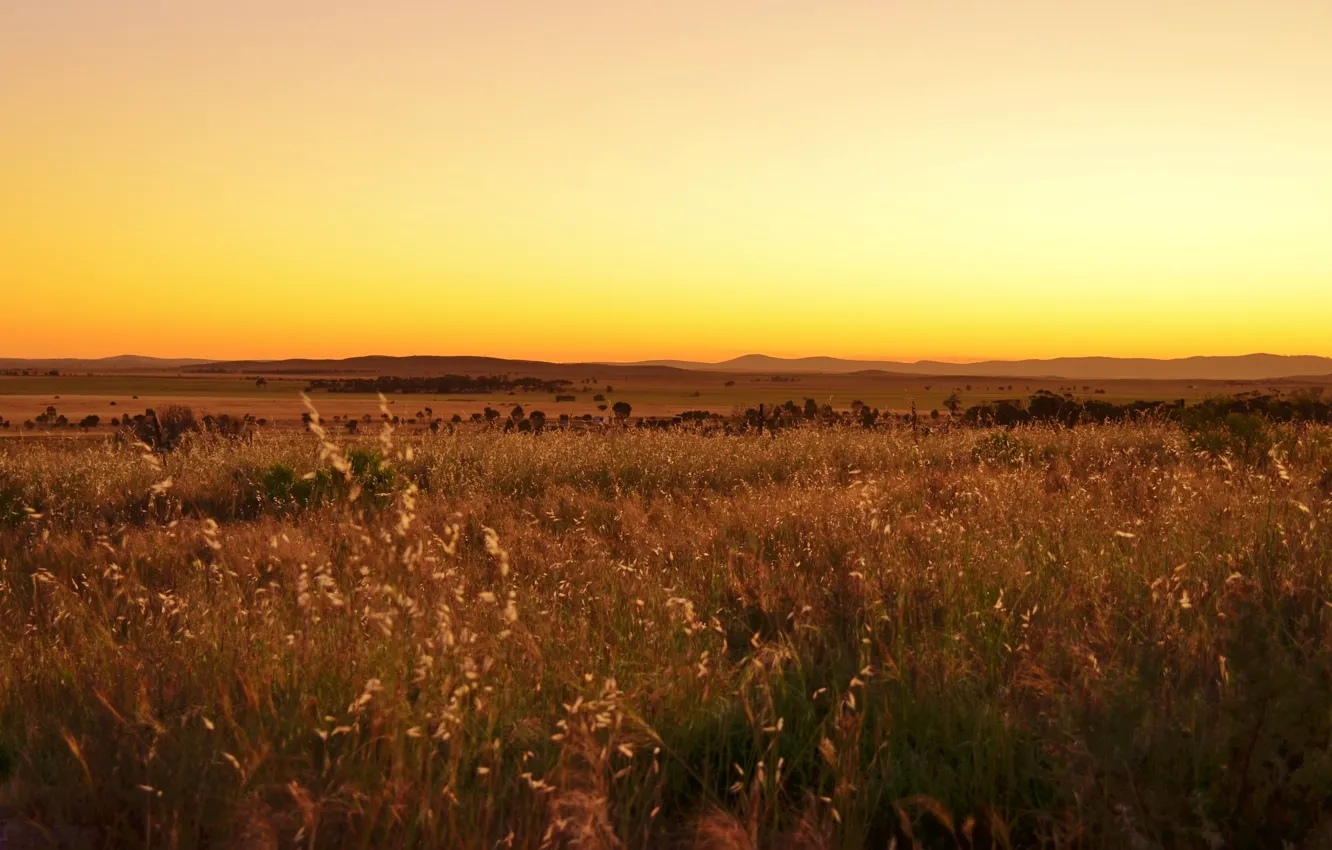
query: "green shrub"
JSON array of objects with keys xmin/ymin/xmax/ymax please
[
  {"xmin": 972, "ymin": 431, "xmax": 1033, "ymax": 466},
  {"xmin": 347, "ymin": 448, "xmax": 393, "ymax": 504},
  {"xmin": 0, "ymin": 484, "xmax": 25, "ymax": 527},
  {"xmin": 259, "ymin": 463, "xmax": 333, "ymax": 510},
  {"xmin": 1186, "ymin": 410, "xmax": 1272, "ymax": 465}
]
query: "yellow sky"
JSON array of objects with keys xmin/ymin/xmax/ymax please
[{"xmin": 3, "ymin": 1, "xmax": 1330, "ymax": 362}]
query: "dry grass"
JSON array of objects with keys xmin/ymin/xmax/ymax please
[{"xmin": 2, "ymin": 411, "xmax": 1331, "ymax": 847}]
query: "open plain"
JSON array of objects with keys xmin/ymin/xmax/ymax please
[{"xmin": 2, "ymin": 396, "xmax": 1331, "ymax": 847}]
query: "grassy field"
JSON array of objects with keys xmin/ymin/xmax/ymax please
[
  {"xmin": 4, "ymin": 371, "xmax": 1330, "ymax": 433},
  {"xmin": 2, "ymin": 416, "xmax": 1331, "ymax": 847}
]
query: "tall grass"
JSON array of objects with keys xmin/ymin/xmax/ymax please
[{"xmin": 1, "ymin": 418, "xmax": 1330, "ymax": 847}]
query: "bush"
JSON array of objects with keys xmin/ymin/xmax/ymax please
[
  {"xmin": 130, "ymin": 404, "xmax": 200, "ymax": 450},
  {"xmin": 259, "ymin": 463, "xmax": 332, "ymax": 510},
  {"xmin": 972, "ymin": 431, "xmax": 1033, "ymax": 466},
  {"xmin": 0, "ymin": 484, "xmax": 25, "ymax": 526},
  {"xmin": 348, "ymin": 448, "xmax": 393, "ymax": 504},
  {"xmin": 253, "ymin": 449, "xmax": 393, "ymax": 514},
  {"xmin": 1187, "ymin": 411, "xmax": 1272, "ymax": 465}
]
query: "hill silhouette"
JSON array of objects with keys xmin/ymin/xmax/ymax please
[
  {"xmin": 2, "ymin": 353, "xmax": 1329, "ymax": 381},
  {"xmin": 626, "ymin": 353, "xmax": 1332, "ymax": 380}
]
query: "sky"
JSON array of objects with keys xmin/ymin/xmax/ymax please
[{"xmin": 3, "ymin": 1, "xmax": 1330, "ymax": 362}]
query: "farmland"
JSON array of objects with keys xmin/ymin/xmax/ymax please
[
  {"xmin": 3, "ymin": 367, "xmax": 1330, "ymax": 436},
  {"xmin": 2, "ymin": 410, "xmax": 1330, "ymax": 847}
]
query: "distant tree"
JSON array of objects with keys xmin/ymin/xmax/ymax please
[
  {"xmin": 724, "ymin": 380, "xmax": 735, "ymax": 387},
  {"xmin": 605, "ymin": 385, "xmax": 613, "ymax": 393},
  {"xmin": 345, "ymin": 420, "xmax": 358, "ymax": 433},
  {"xmin": 451, "ymin": 413, "xmax": 463, "ymax": 424},
  {"xmin": 255, "ymin": 377, "xmax": 268, "ymax": 387},
  {"xmin": 930, "ymin": 409, "xmax": 940, "ymax": 420},
  {"xmin": 943, "ymin": 393, "xmax": 962, "ymax": 414},
  {"xmin": 850, "ymin": 400, "xmax": 865, "ymax": 414},
  {"xmin": 612, "ymin": 401, "xmax": 632, "ymax": 424},
  {"xmin": 529, "ymin": 410, "xmax": 546, "ymax": 432},
  {"xmin": 593, "ymin": 394, "xmax": 606, "ymax": 402},
  {"xmin": 484, "ymin": 407, "xmax": 500, "ymax": 426},
  {"xmin": 470, "ymin": 413, "xmax": 483, "ymax": 422},
  {"xmin": 597, "ymin": 404, "xmax": 608, "ymax": 413},
  {"xmin": 804, "ymin": 398, "xmax": 819, "ymax": 420},
  {"xmin": 79, "ymin": 414, "xmax": 100, "ymax": 429},
  {"xmin": 517, "ymin": 419, "xmax": 532, "ymax": 432},
  {"xmin": 46, "ymin": 406, "xmax": 56, "ymax": 417},
  {"xmin": 510, "ymin": 404, "xmax": 525, "ymax": 421},
  {"xmin": 424, "ymin": 406, "xmax": 433, "ymax": 417}
]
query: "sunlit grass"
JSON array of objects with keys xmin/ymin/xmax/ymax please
[{"xmin": 1, "ymin": 416, "xmax": 1330, "ymax": 847}]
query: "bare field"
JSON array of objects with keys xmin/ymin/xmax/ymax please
[{"xmin": 3, "ymin": 371, "xmax": 1328, "ymax": 434}]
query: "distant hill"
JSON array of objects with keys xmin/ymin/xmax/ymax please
[
  {"xmin": 0, "ymin": 355, "xmax": 214, "ymax": 372},
  {"xmin": 625, "ymin": 353, "xmax": 1332, "ymax": 381},
  {"xmin": 5, "ymin": 353, "xmax": 1329, "ymax": 381}
]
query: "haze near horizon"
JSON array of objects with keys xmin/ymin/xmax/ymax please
[{"xmin": 3, "ymin": 1, "xmax": 1330, "ymax": 361}]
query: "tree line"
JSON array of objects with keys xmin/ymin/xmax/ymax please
[{"xmin": 306, "ymin": 374, "xmax": 573, "ymax": 394}]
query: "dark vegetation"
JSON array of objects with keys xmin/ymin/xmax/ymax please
[{"xmin": 307, "ymin": 375, "xmax": 572, "ymax": 394}]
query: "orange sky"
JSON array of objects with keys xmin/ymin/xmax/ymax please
[{"xmin": 3, "ymin": 1, "xmax": 1330, "ymax": 362}]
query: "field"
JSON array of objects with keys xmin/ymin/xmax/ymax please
[
  {"xmin": 2, "ymin": 412, "xmax": 1331, "ymax": 847},
  {"xmin": 4, "ymin": 369, "xmax": 1330, "ymax": 434}
]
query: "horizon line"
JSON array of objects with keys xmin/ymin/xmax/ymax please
[{"xmin": 3, "ymin": 351, "xmax": 1332, "ymax": 365}]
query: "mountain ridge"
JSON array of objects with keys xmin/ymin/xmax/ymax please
[
  {"xmin": 621, "ymin": 353, "xmax": 1332, "ymax": 380},
  {"xmin": 0, "ymin": 354, "xmax": 214, "ymax": 371},
  {"xmin": 2, "ymin": 353, "xmax": 1329, "ymax": 381}
]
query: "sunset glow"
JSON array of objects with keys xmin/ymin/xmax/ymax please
[{"xmin": 4, "ymin": 1, "xmax": 1330, "ymax": 361}]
